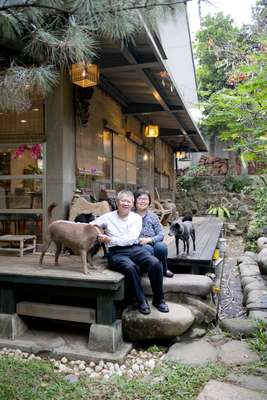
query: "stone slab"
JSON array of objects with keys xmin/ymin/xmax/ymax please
[
  {"xmin": 227, "ymin": 374, "xmax": 267, "ymax": 394},
  {"xmin": 0, "ymin": 329, "xmax": 132, "ymax": 363},
  {"xmin": 142, "ymin": 274, "xmax": 213, "ymax": 297},
  {"xmin": 218, "ymin": 340, "xmax": 260, "ymax": 365},
  {"xmin": 122, "ymin": 301, "xmax": 194, "ymax": 341},
  {"xmin": 197, "ymin": 380, "xmax": 266, "ymax": 400},
  {"xmin": 165, "ymin": 339, "xmax": 218, "ymax": 365},
  {"xmin": 219, "ymin": 318, "xmax": 257, "ymax": 337},
  {"xmin": 249, "ymin": 310, "xmax": 267, "ymax": 323}
]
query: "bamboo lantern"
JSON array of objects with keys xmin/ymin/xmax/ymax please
[
  {"xmin": 144, "ymin": 124, "xmax": 159, "ymax": 138},
  {"xmin": 71, "ymin": 63, "xmax": 99, "ymax": 88}
]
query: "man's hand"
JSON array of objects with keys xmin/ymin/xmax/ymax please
[
  {"xmin": 139, "ymin": 237, "xmax": 153, "ymax": 246},
  {"xmin": 97, "ymin": 233, "xmax": 111, "ymax": 244}
]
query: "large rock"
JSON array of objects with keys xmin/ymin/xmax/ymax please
[
  {"xmin": 122, "ymin": 302, "xmax": 194, "ymax": 341},
  {"xmin": 219, "ymin": 318, "xmax": 257, "ymax": 338},
  {"xmin": 197, "ymin": 380, "xmax": 265, "ymax": 400},
  {"xmin": 257, "ymin": 248, "xmax": 267, "ymax": 275},
  {"xmin": 142, "ymin": 274, "xmax": 213, "ymax": 297},
  {"xmin": 165, "ymin": 339, "xmax": 218, "ymax": 365}
]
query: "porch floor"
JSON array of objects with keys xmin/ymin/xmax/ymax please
[{"xmin": 166, "ymin": 216, "xmax": 224, "ymax": 274}]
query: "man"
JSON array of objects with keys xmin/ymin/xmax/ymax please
[{"xmin": 91, "ymin": 190, "xmax": 169, "ymax": 315}]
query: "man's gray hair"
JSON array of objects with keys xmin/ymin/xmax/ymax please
[{"xmin": 116, "ymin": 190, "xmax": 134, "ymax": 201}]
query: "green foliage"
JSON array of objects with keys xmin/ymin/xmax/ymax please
[
  {"xmin": 246, "ymin": 184, "xmax": 267, "ymax": 248},
  {"xmin": 176, "ymin": 165, "xmax": 208, "ymax": 190},
  {"xmin": 194, "ymin": 13, "xmax": 245, "ymax": 101},
  {"xmin": 248, "ymin": 320, "xmax": 267, "ymax": 353},
  {"xmin": 224, "ymin": 174, "xmax": 252, "ymax": 193},
  {"xmin": 147, "ymin": 344, "xmax": 167, "ymax": 353},
  {"xmin": 201, "ymin": 48, "xmax": 267, "ymax": 162},
  {"xmin": 208, "ymin": 205, "xmax": 230, "ymax": 219}
]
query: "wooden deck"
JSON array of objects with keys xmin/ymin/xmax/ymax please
[{"xmin": 165, "ymin": 216, "xmax": 224, "ymax": 274}]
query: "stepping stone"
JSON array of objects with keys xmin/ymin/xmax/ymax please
[
  {"xmin": 142, "ymin": 274, "xmax": 213, "ymax": 297},
  {"xmin": 249, "ymin": 310, "xmax": 267, "ymax": 323},
  {"xmin": 197, "ymin": 380, "xmax": 265, "ymax": 400},
  {"xmin": 239, "ymin": 264, "xmax": 261, "ymax": 277},
  {"xmin": 226, "ymin": 374, "xmax": 267, "ymax": 394},
  {"xmin": 122, "ymin": 301, "xmax": 194, "ymax": 341},
  {"xmin": 218, "ymin": 340, "xmax": 260, "ymax": 365},
  {"xmin": 165, "ymin": 339, "xmax": 218, "ymax": 365},
  {"xmin": 219, "ymin": 318, "xmax": 257, "ymax": 337}
]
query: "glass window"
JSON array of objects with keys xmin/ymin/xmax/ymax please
[{"xmin": 0, "ymin": 144, "xmax": 43, "ymax": 241}]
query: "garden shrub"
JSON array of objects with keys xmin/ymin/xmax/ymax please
[
  {"xmin": 177, "ymin": 165, "xmax": 208, "ymax": 190},
  {"xmin": 224, "ymin": 174, "xmax": 252, "ymax": 193},
  {"xmin": 246, "ymin": 185, "xmax": 267, "ymax": 249}
]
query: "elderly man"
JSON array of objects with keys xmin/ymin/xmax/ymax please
[{"xmin": 91, "ymin": 190, "xmax": 169, "ymax": 315}]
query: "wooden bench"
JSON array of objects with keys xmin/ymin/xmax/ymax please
[
  {"xmin": 0, "ymin": 235, "xmax": 36, "ymax": 256},
  {"xmin": 17, "ymin": 301, "xmax": 96, "ymax": 324}
]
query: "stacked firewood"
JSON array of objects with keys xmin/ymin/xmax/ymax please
[{"xmin": 198, "ymin": 155, "xmax": 229, "ymax": 175}]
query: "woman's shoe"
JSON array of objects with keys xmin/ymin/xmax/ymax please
[{"xmin": 164, "ymin": 270, "xmax": 174, "ymax": 278}]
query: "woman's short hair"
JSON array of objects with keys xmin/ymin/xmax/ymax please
[{"xmin": 134, "ymin": 189, "xmax": 152, "ymax": 206}]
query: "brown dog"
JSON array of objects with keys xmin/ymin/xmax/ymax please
[{"xmin": 39, "ymin": 203, "xmax": 104, "ymax": 274}]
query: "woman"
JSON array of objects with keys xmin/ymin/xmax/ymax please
[{"xmin": 135, "ymin": 189, "xmax": 174, "ymax": 278}]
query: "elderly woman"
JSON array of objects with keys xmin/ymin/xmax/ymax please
[{"xmin": 135, "ymin": 190, "xmax": 173, "ymax": 278}]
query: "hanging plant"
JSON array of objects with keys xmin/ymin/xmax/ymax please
[{"xmin": 14, "ymin": 144, "xmax": 42, "ymax": 159}]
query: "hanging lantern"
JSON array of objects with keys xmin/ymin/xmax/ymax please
[
  {"xmin": 176, "ymin": 151, "xmax": 186, "ymax": 160},
  {"xmin": 144, "ymin": 124, "xmax": 159, "ymax": 138},
  {"xmin": 71, "ymin": 63, "xmax": 99, "ymax": 88}
]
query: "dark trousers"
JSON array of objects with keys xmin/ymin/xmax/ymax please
[
  {"xmin": 143, "ymin": 242, "xmax": 168, "ymax": 274},
  {"xmin": 108, "ymin": 244, "xmax": 164, "ymax": 305}
]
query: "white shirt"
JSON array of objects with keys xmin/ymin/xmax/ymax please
[{"xmin": 91, "ymin": 210, "xmax": 142, "ymax": 247}]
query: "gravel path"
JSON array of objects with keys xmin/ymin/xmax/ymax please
[{"xmin": 219, "ymin": 236, "xmax": 246, "ymax": 320}]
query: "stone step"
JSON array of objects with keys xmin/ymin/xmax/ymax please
[
  {"xmin": 122, "ymin": 301, "xmax": 194, "ymax": 341},
  {"xmin": 142, "ymin": 274, "xmax": 213, "ymax": 297}
]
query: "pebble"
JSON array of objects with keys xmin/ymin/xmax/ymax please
[{"xmin": 0, "ymin": 346, "xmax": 163, "ymax": 380}]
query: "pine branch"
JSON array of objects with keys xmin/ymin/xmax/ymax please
[{"xmin": 0, "ymin": 65, "xmax": 59, "ymax": 112}]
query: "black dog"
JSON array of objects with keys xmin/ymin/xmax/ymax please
[{"xmin": 169, "ymin": 217, "xmax": 196, "ymax": 256}]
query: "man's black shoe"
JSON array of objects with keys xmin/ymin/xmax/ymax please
[
  {"xmin": 138, "ymin": 299, "xmax": 151, "ymax": 315},
  {"xmin": 152, "ymin": 300, "xmax": 169, "ymax": 313},
  {"xmin": 164, "ymin": 270, "xmax": 174, "ymax": 278}
]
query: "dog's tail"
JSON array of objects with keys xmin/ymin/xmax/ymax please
[{"xmin": 47, "ymin": 202, "xmax": 57, "ymax": 224}]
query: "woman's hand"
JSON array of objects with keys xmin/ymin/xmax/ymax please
[
  {"xmin": 97, "ymin": 233, "xmax": 111, "ymax": 244},
  {"xmin": 139, "ymin": 237, "xmax": 153, "ymax": 246}
]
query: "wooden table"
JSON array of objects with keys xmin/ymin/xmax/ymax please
[{"xmin": 0, "ymin": 235, "xmax": 36, "ymax": 256}]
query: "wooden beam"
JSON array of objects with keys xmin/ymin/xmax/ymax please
[
  {"xmin": 101, "ymin": 61, "xmax": 159, "ymax": 73},
  {"xmin": 17, "ymin": 301, "xmax": 96, "ymax": 324},
  {"xmin": 123, "ymin": 103, "xmax": 183, "ymax": 115},
  {"xmin": 159, "ymin": 128, "xmax": 183, "ymax": 137}
]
